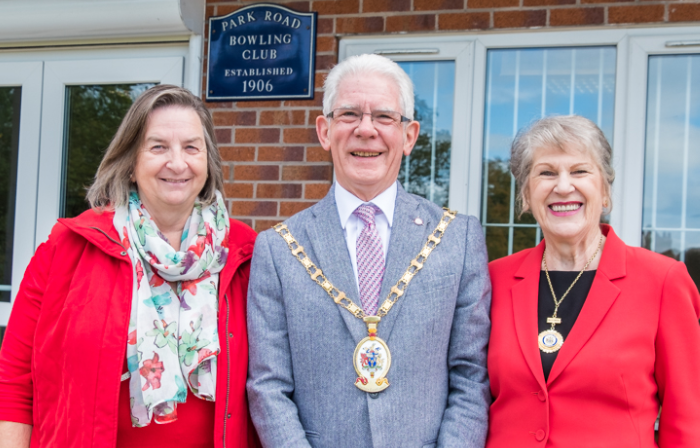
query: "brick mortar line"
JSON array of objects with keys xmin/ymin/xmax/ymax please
[
  {"xmin": 296, "ymin": 5, "xmax": 669, "ymax": 18},
  {"xmin": 208, "ymin": 0, "xmax": 700, "ymax": 4},
  {"xmin": 228, "ymin": 162, "xmax": 332, "ymax": 166},
  {"xmin": 219, "ymin": 125, "xmax": 321, "ymax": 129},
  {"xmin": 218, "ymin": 112, "xmax": 322, "ymax": 115},
  {"xmin": 213, "ymin": 116, "xmax": 321, "ymax": 120},
  {"xmin": 229, "ymin": 173, "xmax": 331, "ymax": 177},
  {"xmin": 546, "ymin": 3, "xmax": 670, "ymax": 9},
  {"xmin": 225, "ymin": 124, "xmax": 316, "ymax": 129},
  {"xmin": 231, "ymin": 198, "xmax": 322, "ymax": 202},
  {"xmin": 211, "ymin": 2, "xmax": 698, "ymax": 18},
  {"xmin": 225, "ymin": 180, "xmax": 333, "ymax": 183}
]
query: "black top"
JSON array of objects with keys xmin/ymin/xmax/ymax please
[{"xmin": 538, "ymin": 270, "xmax": 596, "ymax": 381}]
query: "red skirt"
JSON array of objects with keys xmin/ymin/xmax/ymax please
[{"xmin": 116, "ymin": 372, "xmax": 216, "ymax": 448}]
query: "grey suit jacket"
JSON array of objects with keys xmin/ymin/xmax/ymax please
[{"xmin": 247, "ymin": 184, "xmax": 491, "ymax": 448}]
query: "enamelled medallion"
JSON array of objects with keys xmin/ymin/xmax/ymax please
[
  {"xmin": 538, "ymin": 328, "xmax": 564, "ymax": 353},
  {"xmin": 353, "ymin": 316, "xmax": 391, "ymax": 392}
]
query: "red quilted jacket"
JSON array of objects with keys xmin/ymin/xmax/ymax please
[{"xmin": 0, "ymin": 209, "xmax": 259, "ymax": 448}]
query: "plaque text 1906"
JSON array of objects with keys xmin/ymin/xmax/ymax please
[{"xmin": 207, "ymin": 3, "xmax": 317, "ymax": 101}]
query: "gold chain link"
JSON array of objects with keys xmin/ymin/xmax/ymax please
[
  {"xmin": 274, "ymin": 208, "xmax": 457, "ymax": 320},
  {"xmin": 542, "ymin": 234, "xmax": 603, "ymax": 324}
]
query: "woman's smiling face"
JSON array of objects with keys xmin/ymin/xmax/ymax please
[
  {"xmin": 133, "ymin": 105, "xmax": 208, "ymax": 216},
  {"xmin": 525, "ymin": 143, "xmax": 606, "ymax": 244}
]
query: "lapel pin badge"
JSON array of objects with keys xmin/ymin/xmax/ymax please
[{"xmin": 414, "ymin": 217, "xmax": 423, "ymax": 226}]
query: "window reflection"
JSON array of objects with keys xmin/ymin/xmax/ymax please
[
  {"xmin": 482, "ymin": 47, "xmax": 616, "ymax": 261},
  {"xmin": 62, "ymin": 83, "xmax": 155, "ymax": 218},
  {"xmin": 397, "ymin": 61, "xmax": 455, "ymax": 208},
  {"xmin": 642, "ymin": 54, "xmax": 700, "ymax": 290},
  {"xmin": 0, "ymin": 87, "xmax": 21, "ymax": 303}
]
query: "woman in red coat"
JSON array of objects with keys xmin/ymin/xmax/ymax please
[
  {"xmin": 487, "ymin": 115, "xmax": 700, "ymax": 447},
  {"xmin": 0, "ymin": 85, "xmax": 259, "ymax": 447}
]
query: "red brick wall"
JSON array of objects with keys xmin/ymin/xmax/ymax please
[{"xmin": 204, "ymin": 0, "xmax": 700, "ymax": 232}]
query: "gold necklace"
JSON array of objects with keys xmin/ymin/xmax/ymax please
[
  {"xmin": 538, "ymin": 235, "xmax": 603, "ymax": 353},
  {"xmin": 275, "ymin": 209, "xmax": 456, "ymax": 393}
]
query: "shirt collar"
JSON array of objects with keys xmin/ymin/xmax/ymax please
[{"xmin": 335, "ymin": 181, "xmax": 397, "ymax": 230}]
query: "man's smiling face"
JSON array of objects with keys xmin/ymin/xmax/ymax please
[{"xmin": 316, "ymin": 73, "xmax": 419, "ymax": 201}]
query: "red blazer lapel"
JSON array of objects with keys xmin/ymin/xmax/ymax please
[
  {"xmin": 547, "ymin": 225, "xmax": 627, "ymax": 385},
  {"xmin": 511, "ymin": 241, "xmax": 547, "ymax": 392}
]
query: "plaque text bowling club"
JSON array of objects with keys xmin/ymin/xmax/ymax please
[{"xmin": 207, "ymin": 3, "xmax": 317, "ymax": 101}]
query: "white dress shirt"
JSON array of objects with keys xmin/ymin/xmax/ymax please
[{"xmin": 334, "ymin": 181, "xmax": 396, "ymax": 289}]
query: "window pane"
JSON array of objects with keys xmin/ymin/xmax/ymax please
[
  {"xmin": 0, "ymin": 87, "xmax": 21, "ymax": 303},
  {"xmin": 513, "ymin": 226, "xmax": 538, "ymax": 254},
  {"xmin": 486, "ymin": 226, "xmax": 509, "ymax": 262},
  {"xmin": 642, "ymin": 54, "xmax": 700, "ymax": 291},
  {"xmin": 482, "ymin": 47, "xmax": 616, "ymax": 261},
  {"xmin": 62, "ymin": 83, "xmax": 155, "ymax": 218},
  {"xmin": 397, "ymin": 61, "xmax": 455, "ymax": 208}
]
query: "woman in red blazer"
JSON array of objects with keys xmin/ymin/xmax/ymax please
[{"xmin": 487, "ymin": 115, "xmax": 700, "ymax": 447}]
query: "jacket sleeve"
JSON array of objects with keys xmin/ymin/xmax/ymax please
[
  {"xmin": 437, "ymin": 216, "xmax": 492, "ymax": 447},
  {"xmin": 655, "ymin": 261, "xmax": 700, "ymax": 447},
  {"xmin": 0, "ymin": 238, "xmax": 54, "ymax": 424},
  {"xmin": 246, "ymin": 230, "xmax": 311, "ymax": 448}
]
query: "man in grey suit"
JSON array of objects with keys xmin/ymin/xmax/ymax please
[{"xmin": 247, "ymin": 54, "xmax": 491, "ymax": 448}]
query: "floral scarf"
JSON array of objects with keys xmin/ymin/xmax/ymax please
[{"xmin": 114, "ymin": 190, "xmax": 230, "ymax": 426}]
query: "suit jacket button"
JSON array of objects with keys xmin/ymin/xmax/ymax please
[
  {"xmin": 369, "ymin": 393, "xmax": 378, "ymax": 399},
  {"xmin": 537, "ymin": 390, "xmax": 546, "ymax": 402},
  {"xmin": 535, "ymin": 429, "xmax": 545, "ymax": 441}
]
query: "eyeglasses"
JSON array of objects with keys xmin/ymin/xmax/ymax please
[{"xmin": 327, "ymin": 108, "xmax": 411, "ymax": 126}]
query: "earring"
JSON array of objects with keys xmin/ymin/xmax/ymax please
[{"xmin": 603, "ymin": 198, "xmax": 609, "ymax": 209}]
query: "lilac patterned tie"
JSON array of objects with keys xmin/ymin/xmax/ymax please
[{"xmin": 354, "ymin": 204, "xmax": 385, "ymax": 316}]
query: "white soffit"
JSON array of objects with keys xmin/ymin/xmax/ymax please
[{"xmin": 0, "ymin": 0, "xmax": 204, "ymax": 45}]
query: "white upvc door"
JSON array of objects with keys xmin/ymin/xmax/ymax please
[
  {"xmin": 0, "ymin": 47, "xmax": 187, "ymax": 326},
  {"xmin": 35, "ymin": 56, "xmax": 184, "ymax": 244},
  {"xmin": 0, "ymin": 62, "xmax": 42, "ymax": 325}
]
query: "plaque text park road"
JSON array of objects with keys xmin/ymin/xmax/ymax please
[{"xmin": 207, "ymin": 3, "xmax": 317, "ymax": 101}]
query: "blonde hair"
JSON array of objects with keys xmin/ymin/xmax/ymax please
[
  {"xmin": 510, "ymin": 115, "xmax": 615, "ymax": 215},
  {"xmin": 86, "ymin": 84, "xmax": 223, "ymax": 209}
]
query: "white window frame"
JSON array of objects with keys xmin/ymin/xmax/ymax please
[
  {"xmin": 0, "ymin": 0, "xmax": 204, "ymax": 326},
  {"xmin": 621, "ymin": 31, "xmax": 700, "ymax": 247},
  {"xmin": 340, "ymin": 36, "xmax": 474, "ymax": 213},
  {"xmin": 0, "ymin": 45, "xmax": 189, "ymax": 325},
  {"xmin": 0, "ymin": 62, "xmax": 43, "ymax": 325},
  {"xmin": 340, "ymin": 26, "xmax": 700, "ymax": 249},
  {"xmin": 35, "ymin": 52, "xmax": 185, "ymax": 244}
]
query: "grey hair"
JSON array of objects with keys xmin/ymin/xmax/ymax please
[
  {"xmin": 322, "ymin": 53, "xmax": 415, "ymax": 120},
  {"xmin": 510, "ymin": 115, "xmax": 615, "ymax": 215},
  {"xmin": 86, "ymin": 84, "xmax": 223, "ymax": 209}
]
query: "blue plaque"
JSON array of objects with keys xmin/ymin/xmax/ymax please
[{"xmin": 206, "ymin": 3, "xmax": 317, "ymax": 102}]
